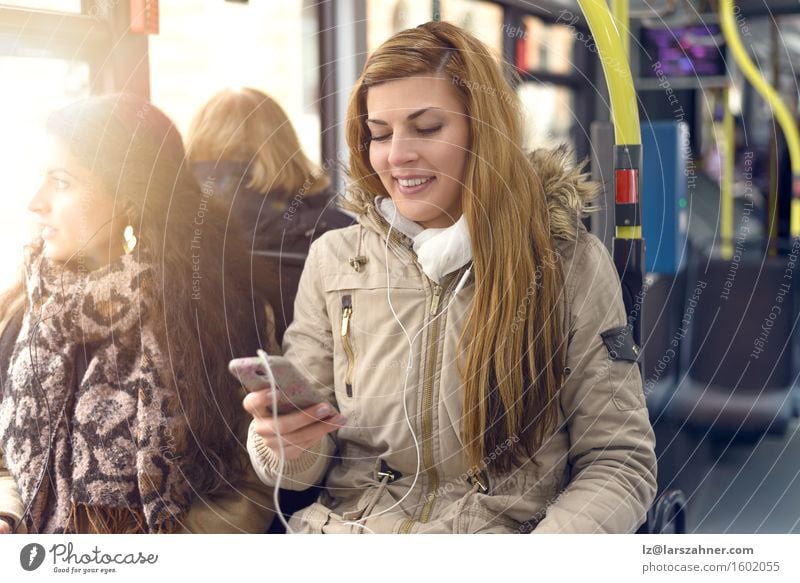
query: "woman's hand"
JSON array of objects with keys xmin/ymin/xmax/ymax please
[
  {"xmin": 243, "ymin": 391, "xmax": 346, "ymax": 461},
  {"xmin": 0, "ymin": 518, "xmax": 13, "ymax": 534}
]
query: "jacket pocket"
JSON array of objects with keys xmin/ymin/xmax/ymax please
[
  {"xmin": 322, "ymin": 273, "xmax": 421, "ymax": 414},
  {"xmin": 340, "ymin": 294, "xmax": 355, "ymax": 397},
  {"xmin": 453, "ymin": 489, "xmax": 521, "ymax": 534}
]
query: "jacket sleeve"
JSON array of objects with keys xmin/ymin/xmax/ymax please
[
  {"xmin": 247, "ymin": 422, "xmax": 335, "ymax": 491},
  {"xmin": 533, "ymin": 236, "xmax": 657, "ymax": 534},
  {"xmin": 247, "ymin": 238, "xmax": 338, "ymax": 491},
  {"xmin": 0, "ymin": 447, "xmax": 27, "ymax": 533}
]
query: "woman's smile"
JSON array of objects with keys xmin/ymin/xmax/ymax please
[{"xmin": 394, "ymin": 174, "xmax": 437, "ymax": 195}]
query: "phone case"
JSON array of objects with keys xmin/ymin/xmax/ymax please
[{"xmin": 229, "ymin": 355, "xmax": 326, "ymax": 415}]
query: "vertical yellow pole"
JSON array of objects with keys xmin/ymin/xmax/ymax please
[
  {"xmin": 721, "ymin": 0, "xmax": 800, "ymax": 238},
  {"xmin": 580, "ymin": 0, "xmax": 645, "ymax": 350},
  {"xmin": 721, "ymin": 87, "xmax": 734, "ymax": 259},
  {"xmin": 580, "ymin": 0, "xmax": 641, "ymax": 239}
]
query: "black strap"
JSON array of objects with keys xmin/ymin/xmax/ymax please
[{"xmin": 600, "ymin": 325, "xmax": 641, "ymax": 363}]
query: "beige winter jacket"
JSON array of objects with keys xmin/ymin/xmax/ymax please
[{"xmin": 248, "ymin": 149, "xmax": 657, "ymax": 533}]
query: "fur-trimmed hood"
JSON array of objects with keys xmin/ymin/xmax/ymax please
[{"xmin": 529, "ymin": 145, "xmax": 599, "ymax": 241}]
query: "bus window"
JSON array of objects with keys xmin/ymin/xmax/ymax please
[
  {"xmin": 0, "ymin": 0, "xmax": 81, "ymax": 12},
  {"xmin": 0, "ymin": 56, "xmax": 89, "ymax": 289},
  {"xmin": 367, "ymin": 0, "xmax": 503, "ymax": 57},
  {"xmin": 516, "ymin": 82, "xmax": 576, "ymax": 152},
  {"xmin": 521, "ymin": 16, "xmax": 577, "ymax": 75},
  {"xmin": 439, "ymin": 0, "xmax": 503, "ymax": 57},
  {"xmin": 367, "ymin": 0, "xmax": 431, "ymax": 54},
  {"xmin": 148, "ymin": 0, "xmax": 321, "ymax": 164}
]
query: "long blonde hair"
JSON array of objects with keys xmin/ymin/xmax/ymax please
[
  {"xmin": 186, "ymin": 88, "xmax": 329, "ymax": 199},
  {"xmin": 345, "ymin": 22, "xmax": 566, "ymax": 473}
]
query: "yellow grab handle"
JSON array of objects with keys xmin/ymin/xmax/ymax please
[
  {"xmin": 611, "ymin": 0, "xmax": 630, "ymax": 58},
  {"xmin": 578, "ymin": 0, "xmax": 640, "ymax": 147}
]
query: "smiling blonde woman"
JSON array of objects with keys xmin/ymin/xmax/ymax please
[{"xmin": 243, "ymin": 21, "xmax": 657, "ymax": 534}]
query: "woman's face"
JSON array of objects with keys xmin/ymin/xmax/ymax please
[
  {"xmin": 366, "ymin": 75, "xmax": 470, "ymax": 229},
  {"xmin": 28, "ymin": 136, "xmax": 124, "ymax": 267}
]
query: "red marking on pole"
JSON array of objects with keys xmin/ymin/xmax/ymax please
[{"xmin": 615, "ymin": 169, "xmax": 639, "ymax": 205}]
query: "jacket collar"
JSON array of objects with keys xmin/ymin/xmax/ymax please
[{"xmin": 373, "ymin": 197, "xmax": 472, "ymax": 283}]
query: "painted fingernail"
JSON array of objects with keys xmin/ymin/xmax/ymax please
[{"xmin": 317, "ymin": 404, "xmax": 332, "ymax": 416}]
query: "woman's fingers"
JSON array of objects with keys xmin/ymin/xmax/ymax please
[
  {"xmin": 0, "ymin": 521, "xmax": 12, "ymax": 534},
  {"xmin": 243, "ymin": 387, "xmax": 308, "ymax": 415},
  {"xmin": 243, "ymin": 393, "xmax": 345, "ymax": 458},
  {"xmin": 242, "ymin": 388, "xmax": 274, "ymax": 416},
  {"xmin": 254, "ymin": 414, "xmax": 345, "ymax": 449},
  {"xmin": 244, "ymin": 395, "xmax": 338, "ymax": 432}
]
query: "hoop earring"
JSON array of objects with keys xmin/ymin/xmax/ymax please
[{"xmin": 123, "ymin": 224, "xmax": 137, "ymax": 254}]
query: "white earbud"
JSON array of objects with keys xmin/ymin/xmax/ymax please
[{"xmin": 453, "ymin": 266, "xmax": 472, "ymax": 297}]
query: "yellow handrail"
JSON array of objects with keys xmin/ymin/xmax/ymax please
[
  {"xmin": 721, "ymin": 88, "xmax": 734, "ymax": 259},
  {"xmin": 720, "ymin": 0, "xmax": 800, "ymax": 237},
  {"xmin": 580, "ymin": 0, "xmax": 641, "ymax": 241},
  {"xmin": 611, "ymin": 0, "xmax": 630, "ymax": 59},
  {"xmin": 578, "ymin": 0, "xmax": 640, "ymax": 146}
]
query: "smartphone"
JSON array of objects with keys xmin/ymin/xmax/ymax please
[{"xmin": 229, "ymin": 351, "xmax": 328, "ymax": 415}]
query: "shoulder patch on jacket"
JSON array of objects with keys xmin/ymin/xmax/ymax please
[{"xmin": 600, "ymin": 325, "xmax": 640, "ymax": 363}]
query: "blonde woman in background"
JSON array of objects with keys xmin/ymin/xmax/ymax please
[{"xmin": 187, "ymin": 88, "xmax": 352, "ymax": 343}]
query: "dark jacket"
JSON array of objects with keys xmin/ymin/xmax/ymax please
[{"xmin": 192, "ymin": 161, "xmax": 353, "ymax": 341}]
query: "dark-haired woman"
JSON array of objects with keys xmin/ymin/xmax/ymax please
[{"xmin": 0, "ymin": 94, "xmax": 276, "ymax": 534}]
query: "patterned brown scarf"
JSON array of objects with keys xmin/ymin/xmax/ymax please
[{"xmin": 0, "ymin": 243, "xmax": 193, "ymax": 533}]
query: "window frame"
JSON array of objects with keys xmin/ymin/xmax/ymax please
[{"xmin": 0, "ymin": 1, "xmax": 149, "ymax": 97}]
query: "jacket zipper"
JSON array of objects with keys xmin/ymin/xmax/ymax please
[
  {"xmin": 370, "ymin": 214, "xmax": 464, "ymax": 532},
  {"xmin": 430, "ymin": 284, "xmax": 442, "ymax": 316},
  {"xmin": 399, "ymin": 272, "xmax": 459, "ymax": 533},
  {"xmin": 341, "ymin": 295, "xmax": 355, "ymax": 397}
]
